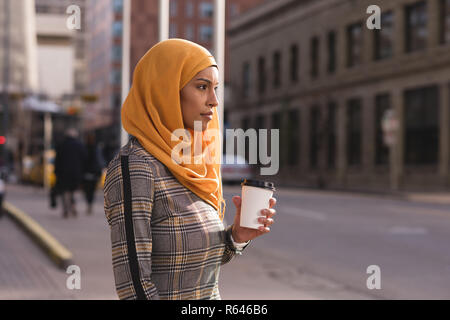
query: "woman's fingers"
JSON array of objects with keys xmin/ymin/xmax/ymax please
[
  {"xmin": 258, "ymin": 226, "xmax": 271, "ymax": 233},
  {"xmin": 258, "ymin": 217, "xmax": 274, "ymax": 226},
  {"xmin": 269, "ymin": 197, "xmax": 277, "ymax": 209},
  {"xmin": 261, "ymin": 208, "xmax": 276, "ymax": 218},
  {"xmin": 259, "ymin": 207, "xmax": 275, "ymax": 231}
]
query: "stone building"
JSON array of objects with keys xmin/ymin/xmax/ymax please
[
  {"xmin": 0, "ymin": 0, "xmax": 38, "ymax": 173},
  {"xmin": 227, "ymin": 0, "xmax": 450, "ymax": 191},
  {"xmin": 35, "ymin": 0, "xmax": 88, "ymax": 96},
  {"xmin": 130, "ymin": 0, "xmax": 266, "ymax": 85},
  {"xmin": 85, "ymin": 0, "xmax": 125, "ymax": 161}
]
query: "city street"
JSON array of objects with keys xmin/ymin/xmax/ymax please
[
  {"xmin": 1, "ymin": 183, "xmax": 449, "ymax": 299},
  {"xmin": 221, "ymin": 186, "xmax": 450, "ymax": 299}
]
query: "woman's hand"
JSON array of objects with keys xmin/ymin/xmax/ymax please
[{"xmin": 230, "ymin": 195, "xmax": 277, "ymax": 243}]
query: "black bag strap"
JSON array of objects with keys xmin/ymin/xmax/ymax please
[{"xmin": 121, "ymin": 155, "xmax": 147, "ymax": 300}]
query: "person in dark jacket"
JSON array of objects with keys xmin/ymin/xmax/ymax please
[
  {"xmin": 81, "ymin": 132, "xmax": 105, "ymax": 215},
  {"xmin": 0, "ymin": 169, "xmax": 5, "ymax": 219},
  {"xmin": 54, "ymin": 128, "xmax": 87, "ymax": 218}
]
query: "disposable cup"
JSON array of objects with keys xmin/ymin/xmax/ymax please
[{"xmin": 240, "ymin": 179, "xmax": 276, "ymax": 230}]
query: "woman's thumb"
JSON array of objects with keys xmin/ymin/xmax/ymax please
[{"xmin": 232, "ymin": 195, "xmax": 241, "ymax": 207}]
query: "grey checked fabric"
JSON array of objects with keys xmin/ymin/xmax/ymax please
[{"xmin": 104, "ymin": 137, "xmax": 246, "ymax": 300}]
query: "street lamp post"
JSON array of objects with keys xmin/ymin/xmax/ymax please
[
  {"xmin": 120, "ymin": 0, "xmax": 131, "ymax": 148},
  {"xmin": 159, "ymin": 0, "xmax": 169, "ymax": 41},
  {"xmin": 214, "ymin": 0, "xmax": 225, "ymax": 155},
  {"xmin": 2, "ymin": 0, "xmax": 10, "ymax": 168}
]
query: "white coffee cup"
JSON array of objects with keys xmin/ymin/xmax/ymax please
[{"xmin": 240, "ymin": 179, "xmax": 276, "ymax": 230}]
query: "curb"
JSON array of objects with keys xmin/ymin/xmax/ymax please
[{"xmin": 3, "ymin": 201, "xmax": 74, "ymax": 270}]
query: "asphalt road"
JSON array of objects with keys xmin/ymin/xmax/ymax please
[{"xmin": 220, "ymin": 185, "xmax": 450, "ymax": 299}]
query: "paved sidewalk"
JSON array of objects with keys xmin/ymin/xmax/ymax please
[
  {"xmin": 2, "ymin": 183, "xmax": 117, "ymax": 299},
  {"xmin": 0, "ymin": 215, "xmax": 72, "ymax": 299}
]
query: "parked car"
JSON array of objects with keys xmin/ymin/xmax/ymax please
[
  {"xmin": 22, "ymin": 150, "xmax": 56, "ymax": 187},
  {"xmin": 221, "ymin": 153, "xmax": 254, "ymax": 184}
]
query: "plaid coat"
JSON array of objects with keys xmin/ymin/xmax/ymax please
[{"xmin": 103, "ymin": 137, "xmax": 247, "ymax": 300}]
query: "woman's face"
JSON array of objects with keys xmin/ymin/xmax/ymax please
[{"xmin": 180, "ymin": 66, "xmax": 219, "ymax": 132}]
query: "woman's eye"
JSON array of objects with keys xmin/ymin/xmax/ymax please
[{"xmin": 198, "ymin": 85, "xmax": 207, "ymax": 90}]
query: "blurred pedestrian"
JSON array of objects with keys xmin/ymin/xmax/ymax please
[
  {"xmin": 81, "ymin": 132, "xmax": 105, "ymax": 215},
  {"xmin": 54, "ymin": 128, "xmax": 87, "ymax": 218},
  {"xmin": 0, "ymin": 169, "xmax": 5, "ymax": 219}
]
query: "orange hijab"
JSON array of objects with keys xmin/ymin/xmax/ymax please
[{"xmin": 121, "ymin": 39, "xmax": 226, "ymax": 220}]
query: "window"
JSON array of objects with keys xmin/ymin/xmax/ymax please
[
  {"xmin": 242, "ymin": 117, "xmax": 251, "ymax": 162},
  {"xmin": 347, "ymin": 98, "xmax": 362, "ymax": 166},
  {"xmin": 256, "ymin": 115, "xmax": 265, "ymax": 165},
  {"xmin": 113, "ymin": 0, "xmax": 123, "ymax": 12},
  {"xmin": 327, "ymin": 31, "xmax": 336, "ymax": 74},
  {"xmin": 405, "ymin": 1, "xmax": 427, "ymax": 52},
  {"xmin": 170, "ymin": 0, "xmax": 178, "ymax": 17},
  {"xmin": 186, "ymin": 1, "xmax": 194, "ymax": 18},
  {"xmin": 290, "ymin": 44, "xmax": 299, "ymax": 82},
  {"xmin": 272, "ymin": 112, "xmax": 281, "ymax": 129},
  {"xmin": 242, "ymin": 62, "xmax": 250, "ymax": 98},
  {"xmin": 110, "ymin": 70, "xmax": 121, "ymax": 85},
  {"xmin": 242, "ymin": 117, "xmax": 250, "ymax": 131},
  {"xmin": 272, "ymin": 112, "xmax": 282, "ymax": 163},
  {"xmin": 185, "ymin": 24, "xmax": 194, "ymax": 40},
  {"xmin": 374, "ymin": 11, "xmax": 394, "ymax": 60},
  {"xmin": 200, "ymin": 2, "xmax": 214, "ymax": 18},
  {"xmin": 310, "ymin": 106, "xmax": 320, "ymax": 168},
  {"xmin": 111, "ymin": 94, "xmax": 122, "ymax": 110},
  {"xmin": 255, "ymin": 115, "xmax": 265, "ymax": 129},
  {"xmin": 440, "ymin": 0, "xmax": 450, "ymax": 44},
  {"xmin": 113, "ymin": 21, "xmax": 123, "ymax": 37},
  {"xmin": 327, "ymin": 102, "xmax": 336, "ymax": 168},
  {"xmin": 347, "ymin": 22, "xmax": 363, "ymax": 67},
  {"xmin": 36, "ymin": 5, "xmax": 50, "ymax": 13},
  {"xmin": 310, "ymin": 36, "xmax": 319, "ymax": 78},
  {"xmin": 258, "ymin": 57, "xmax": 266, "ymax": 94},
  {"xmin": 112, "ymin": 45, "xmax": 122, "ymax": 62},
  {"xmin": 375, "ymin": 94, "xmax": 391, "ymax": 165},
  {"xmin": 230, "ymin": 3, "xmax": 240, "ymax": 17},
  {"xmin": 170, "ymin": 23, "xmax": 177, "ymax": 38},
  {"xmin": 404, "ymin": 86, "xmax": 439, "ymax": 165},
  {"xmin": 199, "ymin": 25, "xmax": 213, "ymax": 42},
  {"xmin": 273, "ymin": 51, "xmax": 281, "ymax": 88},
  {"xmin": 287, "ymin": 110, "xmax": 300, "ymax": 165}
]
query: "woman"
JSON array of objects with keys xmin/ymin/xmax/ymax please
[{"xmin": 103, "ymin": 39, "xmax": 276, "ymax": 300}]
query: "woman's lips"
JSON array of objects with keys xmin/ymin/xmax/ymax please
[{"xmin": 201, "ymin": 112, "xmax": 213, "ymax": 119}]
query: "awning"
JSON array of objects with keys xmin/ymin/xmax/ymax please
[{"xmin": 23, "ymin": 96, "xmax": 61, "ymax": 113}]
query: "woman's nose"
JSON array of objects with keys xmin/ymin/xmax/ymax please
[{"xmin": 208, "ymin": 90, "xmax": 219, "ymax": 108}]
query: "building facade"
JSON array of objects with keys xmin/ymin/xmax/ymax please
[
  {"xmin": 228, "ymin": 0, "xmax": 450, "ymax": 191},
  {"xmin": 130, "ymin": 0, "xmax": 266, "ymax": 85},
  {"xmin": 86, "ymin": 0, "xmax": 124, "ymax": 161},
  {"xmin": 0, "ymin": 0, "xmax": 38, "ymax": 173},
  {"xmin": 35, "ymin": 0, "xmax": 88, "ymax": 96}
]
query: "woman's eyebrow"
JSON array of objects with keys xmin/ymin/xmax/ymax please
[{"xmin": 196, "ymin": 78, "xmax": 219, "ymax": 85}]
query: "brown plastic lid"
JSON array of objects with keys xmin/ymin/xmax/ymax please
[{"xmin": 241, "ymin": 179, "xmax": 275, "ymax": 192}]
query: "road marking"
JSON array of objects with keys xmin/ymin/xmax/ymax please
[
  {"xmin": 282, "ymin": 206, "xmax": 327, "ymax": 221},
  {"xmin": 388, "ymin": 226, "xmax": 428, "ymax": 235},
  {"xmin": 386, "ymin": 205, "xmax": 450, "ymax": 218}
]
